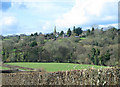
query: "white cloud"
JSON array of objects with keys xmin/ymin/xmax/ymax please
[
  {"xmin": 42, "ymin": 21, "xmax": 54, "ymax": 33},
  {"xmin": 101, "ymin": 16, "xmax": 115, "ymax": 21},
  {"xmin": 55, "ymin": 0, "xmax": 119, "ymax": 28},
  {"xmin": 1, "ymin": 0, "xmax": 119, "ymax": 35},
  {"xmin": 0, "ymin": 16, "xmax": 16, "ymax": 26},
  {"xmin": 99, "ymin": 23, "xmax": 118, "ymax": 28},
  {"xmin": 42, "ymin": 22, "xmax": 51, "ymax": 30},
  {"xmin": 0, "ymin": 16, "xmax": 18, "ymax": 35},
  {"xmin": 4, "ymin": 0, "xmax": 74, "ymax": 2}
]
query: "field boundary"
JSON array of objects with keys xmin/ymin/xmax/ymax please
[
  {"xmin": 2, "ymin": 64, "xmax": 34, "ymax": 71},
  {"xmin": 2, "ymin": 67, "xmax": 120, "ymax": 85}
]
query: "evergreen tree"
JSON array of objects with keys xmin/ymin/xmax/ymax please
[
  {"xmin": 86, "ymin": 29, "xmax": 90, "ymax": 36},
  {"xmin": 88, "ymin": 48, "xmax": 100, "ymax": 65},
  {"xmin": 75, "ymin": 27, "xmax": 82, "ymax": 36},
  {"xmin": 59, "ymin": 31, "xmax": 64, "ymax": 36},
  {"xmin": 91, "ymin": 27, "xmax": 95, "ymax": 35},
  {"xmin": 72, "ymin": 26, "xmax": 76, "ymax": 36},
  {"xmin": 73, "ymin": 26, "xmax": 75, "ymax": 31},
  {"xmin": 67, "ymin": 28, "xmax": 72, "ymax": 37},
  {"xmin": 30, "ymin": 41, "xmax": 37, "ymax": 47},
  {"xmin": 100, "ymin": 50, "xmax": 111, "ymax": 65},
  {"xmin": 88, "ymin": 48, "xmax": 111, "ymax": 65},
  {"xmin": 31, "ymin": 34, "xmax": 34, "ymax": 36},
  {"xmin": 92, "ymin": 27, "xmax": 95, "ymax": 31},
  {"xmin": 34, "ymin": 32, "xmax": 38, "ymax": 36}
]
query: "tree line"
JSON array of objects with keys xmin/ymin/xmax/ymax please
[{"xmin": 1, "ymin": 26, "xmax": 120, "ymax": 66}]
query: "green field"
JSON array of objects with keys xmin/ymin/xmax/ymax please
[
  {"xmin": 80, "ymin": 37, "xmax": 86, "ymax": 40},
  {"xmin": 0, "ymin": 66, "xmax": 10, "ymax": 70},
  {"xmin": 3, "ymin": 39, "xmax": 12, "ymax": 41},
  {"xmin": 6, "ymin": 62, "xmax": 109, "ymax": 72}
]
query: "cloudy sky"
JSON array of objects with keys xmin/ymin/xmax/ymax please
[{"xmin": 0, "ymin": 0, "xmax": 119, "ymax": 35}]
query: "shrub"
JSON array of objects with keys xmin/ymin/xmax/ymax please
[{"xmin": 30, "ymin": 41, "xmax": 37, "ymax": 47}]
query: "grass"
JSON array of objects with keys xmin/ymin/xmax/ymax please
[
  {"xmin": 0, "ymin": 66, "xmax": 30, "ymax": 71},
  {"xmin": 3, "ymin": 39, "xmax": 11, "ymax": 41},
  {"xmin": 0, "ymin": 66, "xmax": 10, "ymax": 70},
  {"xmin": 80, "ymin": 37, "xmax": 86, "ymax": 40},
  {"xmin": 58, "ymin": 39, "xmax": 62, "ymax": 42},
  {"xmin": 44, "ymin": 39, "xmax": 48, "ymax": 42},
  {"xmin": 5, "ymin": 62, "xmax": 109, "ymax": 72}
]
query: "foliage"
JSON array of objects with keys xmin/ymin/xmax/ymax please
[
  {"xmin": 59, "ymin": 31, "xmax": 64, "ymax": 36},
  {"xmin": 99, "ymin": 50, "xmax": 112, "ymax": 65},
  {"xmin": 88, "ymin": 48, "xmax": 100, "ymax": 65},
  {"xmin": 72, "ymin": 27, "xmax": 82, "ymax": 36},
  {"xmin": 86, "ymin": 29, "xmax": 90, "ymax": 36},
  {"xmin": 1, "ymin": 26, "xmax": 119, "ymax": 67},
  {"xmin": 30, "ymin": 41, "xmax": 37, "ymax": 47},
  {"xmin": 88, "ymin": 48, "xmax": 111, "ymax": 65},
  {"xmin": 67, "ymin": 28, "xmax": 72, "ymax": 37}
]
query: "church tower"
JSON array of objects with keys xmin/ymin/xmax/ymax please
[{"xmin": 54, "ymin": 26, "xmax": 56, "ymax": 35}]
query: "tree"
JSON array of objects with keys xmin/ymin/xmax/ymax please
[
  {"xmin": 99, "ymin": 50, "xmax": 111, "ymax": 65},
  {"xmin": 73, "ymin": 26, "xmax": 76, "ymax": 32},
  {"xmin": 59, "ymin": 31, "xmax": 64, "ymax": 36},
  {"xmin": 72, "ymin": 26, "xmax": 76, "ymax": 36},
  {"xmin": 34, "ymin": 32, "xmax": 38, "ymax": 36},
  {"xmin": 92, "ymin": 27, "xmax": 94, "ymax": 31},
  {"xmin": 30, "ymin": 41, "xmax": 37, "ymax": 47},
  {"xmin": 77, "ymin": 27, "xmax": 82, "ymax": 35},
  {"xmin": 73, "ymin": 27, "xmax": 82, "ymax": 36},
  {"xmin": 73, "ymin": 26, "xmax": 75, "ymax": 30},
  {"xmin": 86, "ymin": 29, "xmax": 90, "ymax": 36},
  {"xmin": 36, "ymin": 36, "xmax": 45, "ymax": 45},
  {"xmin": 39, "ymin": 32, "xmax": 42, "ymax": 35},
  {"xmin": 67, "ymin": 28, "xmax": 72, "ymax": 37},
  {"xmin": 29, "ymin": 47, "xmax": 39, "ymax": 62},
  {"xmin": 58, "ymin": 46, "xmax": 69, "ymax": 62},
  {"xmin": 31, "ymin": 34, "xmax": 34, "ymax": 36},
  {"xmin": 88, "ymin": 48, "xmax": 100, "ymax": 65},
  {"xmin": 88, "ymin": 48, "xmax": 111, "ymax": 65},
  {"xmin": 72, "ymin": 26, "xmax": 83, "ymax": 36}
]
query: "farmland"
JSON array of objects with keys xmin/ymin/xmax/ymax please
[
  {"xmin": 5, "ymin": 62, "xmax": 109, "ymax": 72},
  {"xmin": 80, "ymin": 37, "xmax": 86, "ymax": 40},
  {"xmin": 0, "ymin": 66, "xmax": 10, "ymax": 70}
]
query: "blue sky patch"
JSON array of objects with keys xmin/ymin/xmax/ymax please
[
  {"xmin": 0, "ymin": 2, "xmax": 11, "ymax": 11},
  {"xmin": 0, "ymin": 0, "xmax": 118, "ymax": 36}
]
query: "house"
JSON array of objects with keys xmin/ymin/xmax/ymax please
[
  {"xmin": 75, "ymin": 36, "xmax": 79, "ymax": 38},
  {"xmin": 63, "ymin": 34, "xmax": 68, "ymax": 38},
  {"xmin": 82, "ymin": 31, "xmax": 87, "ymax": 36}
]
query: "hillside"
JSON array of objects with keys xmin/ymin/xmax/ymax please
[{"xmin": 1, "ymin": 27, "xmax": 120, "ymax": 66}]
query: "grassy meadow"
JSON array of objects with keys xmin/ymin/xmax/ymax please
[
  {"xmin": 6, "ymin": 62, "xmax": 110, "ymax": 72},
  {"xmin": 0, "ymin": 66, "xmax": 10, "ymax": 70},
  {"xmin": 80, "ymin": 37, "xmax": 86, "ymax": 40}
]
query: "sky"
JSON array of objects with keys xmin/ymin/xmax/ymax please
[{"xmin": 0, "ymin": 0, "xmax": 119, "ymax": 36}]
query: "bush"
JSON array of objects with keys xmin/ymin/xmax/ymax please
[{"xmin": 30, "ymin": 41, "xmax": 37, "ymax": 47}]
